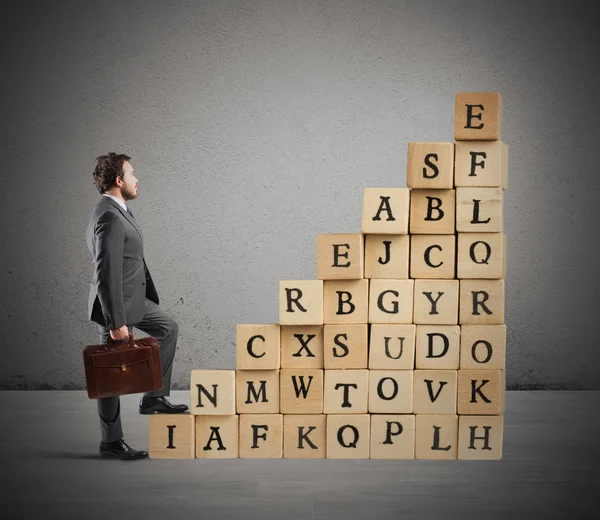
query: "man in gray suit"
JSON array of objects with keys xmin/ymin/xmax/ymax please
[{"xmin": 86, "ymin": 152, "xmax": 188, "ymax": 460}]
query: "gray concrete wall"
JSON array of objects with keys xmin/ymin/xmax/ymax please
[{"xmin": 1, "ymin": 0, "xmax": 598, "ymax": 390}]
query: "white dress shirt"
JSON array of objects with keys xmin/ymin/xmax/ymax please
[{"xmin": 102, "ymin": 193, "xmax": 128, "ymax": 212}]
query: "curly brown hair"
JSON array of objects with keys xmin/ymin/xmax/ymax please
[{"xmin": 92, "ymin": 152, "xmax": 131, "ymax": 194}]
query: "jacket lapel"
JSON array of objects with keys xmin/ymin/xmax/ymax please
[{"xmin": 101, "ymin": 196, "xmax": 144, "ymax": 243}]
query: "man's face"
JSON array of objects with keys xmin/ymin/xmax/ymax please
[{"xmin": 119, "ymin": 161, "xmax": 139, "ymax": 201}]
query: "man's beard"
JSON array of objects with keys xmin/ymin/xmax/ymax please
[{"xmin": 121, "ymin": 185, "xmax": 138, "ymax": 201}]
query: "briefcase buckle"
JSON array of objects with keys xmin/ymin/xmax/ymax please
[{"xmin": 121, "ymin": 362, "xmax": 126, "ymax": 372}]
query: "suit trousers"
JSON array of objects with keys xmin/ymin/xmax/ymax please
[{"xmin": 96, "ymin": 297, "xmax": 179, "ymax": 442}]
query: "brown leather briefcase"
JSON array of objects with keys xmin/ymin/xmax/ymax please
[{"xmin": 83, "ymin": 333, "xmax": 163, "ymax": 399}]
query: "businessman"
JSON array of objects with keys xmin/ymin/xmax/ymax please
[{"xmin": 86, "ymin": 152, "xmax": 188, "ymax": 460}]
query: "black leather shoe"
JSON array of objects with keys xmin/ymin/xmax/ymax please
[
  {"xmin": 99, "ymin": 439, "xmax": 148, "ymax": 460},
  {"xmin": 139, "ymin": 396, "xmax": 189, "ymax": 415}
]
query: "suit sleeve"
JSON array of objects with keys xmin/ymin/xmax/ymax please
[{"xmin": 94, "ymin": 212, "xmax": 126, "ymax": 329}]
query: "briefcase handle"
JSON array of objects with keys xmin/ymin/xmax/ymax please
[{"xmin": 105, "ymin": 333, "xmax": 135, "ymax": 350}]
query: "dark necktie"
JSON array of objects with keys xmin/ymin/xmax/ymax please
[{"xmin": 127, "ymin": 207, "xmax": 134, "ymax": 218}]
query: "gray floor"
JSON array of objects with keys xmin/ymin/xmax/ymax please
[{"xmin": 1, "ymin": 390, "xmax": 598, "ymax": 520}]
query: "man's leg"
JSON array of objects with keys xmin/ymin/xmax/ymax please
[
  {"xmin": 134, "ymin": 298, "xmax": 187, "ymax": 413},
  {"xmin": 96, "ymin": 325, "xmax": 124, "ymax": 442},
  {"xmin": 96, "ymin": 324, "xmax": 148, "ymax": 460}
]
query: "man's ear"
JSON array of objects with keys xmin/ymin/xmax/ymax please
[{"xmin": 114, "ymin": 175, "xmax": 124, "ymax": 187}]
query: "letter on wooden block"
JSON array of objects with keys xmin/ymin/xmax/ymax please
[
  {"xmin": 279, "ymin": 280, "xmax": 323, "ymax": 325},
  {"xmin": 368, "ymin": 324, "xmax": 416, "ymax": 369},
  {"xmin": 317, "ymin": 233, "xmax": 364, "ymax": 280},
  {"xmin": 324, "ymin": 369, "xmax": 369, "ymax": 414},
  {"xmin": 454, "ymin": 141, "xmax": 508, "ymax": 188},
  {"xmin": 279, "ymin": 369, "xmax": 324, "ymax": 414},
  {"xmin": 235, "ymin": 324, "xmax": 280, "ymax": 370},
  {"xmin": 407, "ymin": 143, "xmax": 454, "ymax": 189},
  {"xmin": 235, "ymin": 370, "xmax": 279, "ymax": 414},
  {"xmin": 460, "ymin": 324, "xmax": 506, "ymax": 369},
  {"xmin": 195, "ymin": 415, "xmax": 239, "ymax": 459},
  {"xmin": 413, "ymin": 280, "xmax": 459, "ymax": 325},
  {"xmin": 323, "ymin": 279, "xmax": 369, "ymax": 324},
  {"xmin": 413, "ymin": 370, "xmax": 457, "ymax": 414},
  {"xmin": 323, "ymin": 324, "xmax": 368, "ymax": 369},
  {"xmin": 409, "ymin": 189, "xmax": 456, "ymax": 234},
  {"xmin": 457, "ymin": 232, "xmax": 506, "ymax": 279},
  {"xmin": 415, "ymin": 415, "xmax": 458, "ymax": 459},
  {"xmin": 364, "ymin": 234, "xmax": 409, "ymax": 279},
  {"xmin": 280, "ymin": 325, "xmax": 324, "ymax": 369},
  {"xmin": 459, "ymin": 280, "xmax": 505, "ymax": 325},
  {"xmin": 370, "ymin": 414, "xmax": 415, "ymax": 460},
  {"xmin": 456, "ymin": 187, "xmax": 503, "ymax": 233},
  {"xmin": 148, "ymin": 414, "xmax": 195, "ymax": 459},
  {"xmin": 189, "ymin": 369, "xmax": 236, "ymax": 415},
  {"xmin": 326, "ymin": 414, "xmax": 370, "ymax": 459},
  {"xmin": 415, "ymin": 325, "xmax": 460, "ymax": 369},
  {"xmin": 369, "ymin": 279, "xmax": 414, "ymax": 324},
  {"xmin": 283, "ymin": 414, "xmax": 326, "ymax": 458},
  {"xmin": 361, "ymin": 188, "xmax": 410, "ymax": 234},
  {"xmin": 458, "ymin": 415, "xmax": 504, "ymax": 460},
  {"xmin": 368, "ymin": 370, "xmax": 413, "ymax": 413},
  {"xmin": 454, "ymin": 92, "xmax": 502, "ymax": 141},
  {"xmin": 458, "ymin": 369, "xmax": 505, "ymax": 415},
  {"xmin": 410, "ymin": 235, "xmax": 456, "ymax": 279},
  {"xmin": 239, "ymin": 414, "xmax": 283, "ymax": 458}
]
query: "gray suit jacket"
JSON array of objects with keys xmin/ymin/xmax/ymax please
[{"xmin": 86, "ymin": 196, "xmax": 159, "ymax": 329}]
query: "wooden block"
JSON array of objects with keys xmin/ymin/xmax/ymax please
[
  {"xmin": 410, "ymin": 235, "xmax": 456, "ymax": 279},
  {"xmin": 326, "ymin": 414, "xmax": 370, "ymax": 459},
  {"xmin": 368, "ymin": 324, "xmax": 416, "ymax": 369},
  {"xmin": 415, "ymin": 414, "xmax": 458, "ymax": 459},
  {"xmin": 369, "ymin": 279, "xmax": 414, "ymax": 324},
  {"xmin": 279, "ymin": 280, "xmax": 323, "ymax": 325},
  {"xmin": 458, "ymin": 369, "xmax": 505, "ymax": 415},
  {"xmin": 457, "ymin": 232, "xmax": 506, "ymax": 279},
  {"xmin": 415, "ymin": 325, "xmax": 460, "ymax": 369},
  {"xmin": 459, "ymin": 279, "xmax": 505, "ymax": 325},
  {"xmin": 190, "ymin": 369, "xmax": 236, "ymax": 415},
  {"xmin": 413, "ymin": 280, "xmax": 459, "ymax": 325},
  {"xmin": 279, "ymin": 369, "xmax": 324, "ymax": 414},
  {"xmin": 460, "ymin": 324, "xmax": 507, "ymax": 369},
  {"xmin": 456, "ymin": 188, "xmax": 503, "ymax": 233},
  {"xmin": 236, "ymin": 324, "xmax": 280, "ymax": 370},
  {"xmin": 454, "ymin": 92, "xmax": 502, "ymax": 141},
  {"xmin": 280, "ymin": 325, "xmax": 324, "ymax": 369},
  {"xmin": 370, "ymin": 414, "xmax": 415, "ymax": 460},
  {"xmin": 364, "ymin": 234, "xmax": 409, "ymax": 279},
  {"xmin": 239, "ymin": 414, "xmax": 283, "ymax": 458},
  {"xmin": 235, "ymin": 370, "xmax": 279, "ymax": 414},
  {"xmin": 323, "ymin": 279, "xmax": 369, "ymax": 324},
  {"xmin": 324, "ymin": 369, "xmax": 369, "ymax": 414},
  {"xmin": 368, "ymin": 370, "xmax": 413, "ymax": 413},
  {"xmin": 195, "ymin": 415, "xmax": 239, "ymax": 459},
  {"xmin": 361, "ymin": 188, "xmax": 410, "ymax": 234},
  {"xmin": 409, "ymin": 189, "xmax": 456, "ymax": 234},
  {"xmin": 413, "ymin": 369, "xmax": 457, "ymax": 414},
  {"xmin": 455, "ymin": 141, "xmax": 508, "ymax": 188},
  {"xmin": 407, "ymin": 142, "xmax": 454, "ymax": 189},
  {"xmin": 324, "ymin": 324, "xmax": 368, "ymax": 369},
  {"xmin": 283, "ymin": 414, "xmax": 326, "ymax": 458},
  {"xmin": 148, "ymin": 414, "xmax": 195, "ymax": 459},
  {"xmin": 458, "ymin": 415, "xmax": 504, "ymax": 460},
  {"xmin": 317, "ymin": 233, "xmax": 364, "ymax": 280}
]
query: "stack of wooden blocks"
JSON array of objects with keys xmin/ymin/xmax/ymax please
[{"xmin": 149, "ymin": 92, "xmax": 508, "ymax": 461}]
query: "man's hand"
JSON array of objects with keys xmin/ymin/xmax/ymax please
[{"xmin": 109, "ymin": 325, "xmax": 129, "ymax": 341}]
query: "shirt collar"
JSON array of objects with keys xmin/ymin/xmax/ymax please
[{"xmin": 102, "ymin": 193, "xmax": 128, "ymax": 212}]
